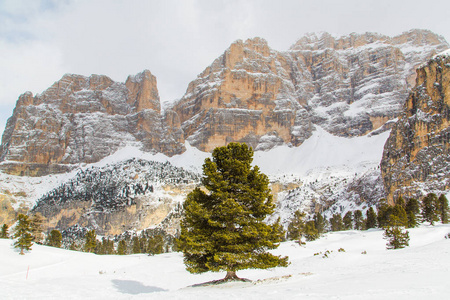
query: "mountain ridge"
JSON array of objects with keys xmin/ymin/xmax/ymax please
[
  {"xmin": 1, "ymin": 29, "xmax": 449, "ymax": 238},
  {"xmin": 2, "ymin": 29, "xmax": 447, "ymax": 175}
]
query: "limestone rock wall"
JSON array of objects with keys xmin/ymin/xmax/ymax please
[
  {"xmin": 381, "ymin": 52, "xmax": 450, "ymax": 203},
  {"xmin": 1, "ymin": 30, "xmax": 448, "ymax": 175},
  {"xmin": 0, "ymin": 70, "xmax": 184, "ymax": 175},
  {"xmin": 172, "ymin": 30, "xmax": 448, "ymax": 151}
]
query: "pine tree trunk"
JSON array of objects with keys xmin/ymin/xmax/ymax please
[
  {"xmin": 20, "ymin": 246, "xmax": 24, "ymax": 255},
  {"xmin": 224, "ymin": 270, "xmax": 239, "ymax": 281}
]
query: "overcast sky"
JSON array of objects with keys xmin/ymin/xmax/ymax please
[{"xmin": 1, "ymin": 0, "xmax": 450, "ymax": 135}]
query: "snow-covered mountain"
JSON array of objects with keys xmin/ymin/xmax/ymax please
[
  {"xmin": 1, "ymin": 30, "xmax": 447, "ymax": 174},
  {"xmin": 172, "ymin": 29, "xmax": 448, "ymax": 151},
  {"xmin": 1, "ymin": 29, "xmax": 449, "ymax": 239}
]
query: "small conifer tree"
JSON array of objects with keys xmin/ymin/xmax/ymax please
[
  {"xmin": 47, "ymin": 229, "xmax": 62, "ymax": 248},
  {"xmin": 1, "ymin": 224, "xmax": 9, "ymax": 238},
  {"xmin": 102, "ymin": 238, "xmax": 115, "ymax": 254},
  {"xmin": 139, "ymin": 234, "xmax": 148, "ymax": 253},
  {"xmin": 287, "ymin": 210, "xmax": 306, "ymax": 244},
  {"xmin": 343, "ymin": 211, "xmax": 353, "ymax": 230},
  {"xmin": 377, "ymin": 200, "xmax": 393, "ymax": 227},
  {"xmin": 353, "ymin": 210, "xmax": 363, "ymax": 230},
  {"xmin": 438, "ymin": 194, "xmax": 449, "ymax": 224},
  {"xmin": 178, "ymin": 143, "xmax": 288, "ymax": 281},
  {"xmin": 314, "ymin": 212, "xmax": 326, "ymax": 234},
  {"xmin": 14, "ymin": 214, "xmax": 33, "ymax": 255},
  {"xmin": 421, "ymin": 193, "xmax": 439, "ymax": 225},
  {"xmin": 330, "ymin": 214, "xmax": 344, "ymax": 231},
  {"xmin": 117, "ymin": 240, "xmax": 127, "ymax": 255},
  {"xmin": 132, "ymin": 236, "xmax": 141, "ymax": 254},
  {"xmin": 84, "ymin": 230, "xmax": 97, "ymax": 253},
  {"xmin": 30, "ymin": 212, "xmax": 46, "ymax": 244},
  {"xmin": 148, "ymin": 235, "xmax": 164, "ymax": 255},
  {"xmin": 303, "ymin": 221, "xmax": 319, "ymax": 241},
  {"xmin": 383, "ymin": 216, "xmax": 410, "ymax": 249},
  {"xmin": 405, "ymin": 198, "xmax": 420, "ymax": 228},
  {"xmin": 389, "ymin": 204, "xmax": 408, "ymax": 227},
  {"xmin": 365, "ymin": 207, "xmax": 378, "ymax": 229}
]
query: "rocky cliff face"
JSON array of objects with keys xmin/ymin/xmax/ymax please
[
  {"xmin": 172, "ymin": 37, "xmax": 308, "ymax": 151},
  {"xmin": 0, "ymin": 70, "xmax": 184, "ymax": 176},
  {"xmin": 381, "ymin": 51, "xmax": 450, "ymax": 203},
  {"xmin": 1, "ymin": 30, "xmax": 447, "ymax": 173},
  {"xmin": 172, "ymin": 30, "xmax": 448, "ymax": 151}
]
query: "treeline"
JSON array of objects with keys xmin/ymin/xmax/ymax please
[
  {"xmin": 286, "ymin": 192, "xmax": 449, "ymax": 246},
  {"xmin": 66, "ymin": 229, "xmax": 169, "ymax": 256},
  {"xmin": 1, "ymin": 212, "xmax": 173, "ymax": 256}
]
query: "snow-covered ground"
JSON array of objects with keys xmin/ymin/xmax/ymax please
[{"xmin": 1, "ymin": 224, "xmax": 449, "ymax": 299}]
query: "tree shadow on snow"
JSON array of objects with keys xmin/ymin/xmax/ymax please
[{"xmin": 111, "ymin": 279, "xmax": 167, "ymax": 295}]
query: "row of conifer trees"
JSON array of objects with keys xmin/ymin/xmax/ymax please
[
  {"xmin": 73, "ymin": 230, "xmax": 167, "ymax": 255},
  {"xmin": 286, "ymin": 193, "xmax": 449, "ymax": 246},
  {"xmin": 2, "ymin": 193, "xmax": 448, "ymax": 254},
  {"xmin": 1, "ymin": 212, "xmax": 168, "ymax": 256}
]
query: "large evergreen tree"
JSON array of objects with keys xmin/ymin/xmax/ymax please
[
  {"xmin": 178, "ymin": 143, "xmax": 288, "ymax": 281},
  {"xmin": 421, "ymin": 193, "xmax": 439, "ymax": 225},
  {"xmin": 1, "ymin": 224, "xmax": 9, "ymax": 238},
  {"xmin": 438, "ymin": 194, "xmax": 449, "ymax": 224},
  {"xmin": 14, "ymin": 214, "xmax": 33, "ymax": 255}
]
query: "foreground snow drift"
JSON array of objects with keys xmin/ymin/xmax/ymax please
[{"xmin": 1, "ymin": 224, "xmax": 449, "ymax": 299}]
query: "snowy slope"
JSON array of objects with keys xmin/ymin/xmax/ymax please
[{"xmin": 1, "ymin": 224, "xmax": 449, "ymax": 299}]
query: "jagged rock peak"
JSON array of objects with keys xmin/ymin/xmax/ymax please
[
  {"xmin": 173, "ymin": 35, "xmax": 303, "ymax": 152},
  {"xmin": 125, "ymin": 70, "xmax": 160, "ymax": 113},
  {"xmin": 173, "ymin": 29, "xmax": 448, "ymax": 152},
  {"xmin": 381, "ymin": 53, "xmax": 450, "ymax": 203},
  {"xmin": 290, "ymin": 29, "xmax": 448, "ymax": 51},
  {"xmin": 0, "ymin": 69, "xmax": 184, "ymax": 174},
  {"xmin": 221, "ymin": 37, "xmax": 272, "ymax": 70}
]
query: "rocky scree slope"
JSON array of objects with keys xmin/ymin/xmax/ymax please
[{"xmin": 381, "ymin": 51, "xmax": 450, "ymax": 203}]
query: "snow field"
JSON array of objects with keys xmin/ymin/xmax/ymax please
[{"xmin": 1, "ymin": 224, "xmax": 449, "ymax": 299}]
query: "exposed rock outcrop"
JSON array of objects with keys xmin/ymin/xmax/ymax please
[
  {"xmin": 173, "ymin": 29, "xmax": 448, "ymax": 151},
  {"xmin": 0, "ymin": 70, "xmax": 184, "ymax": 175},
  {"xmin": 381, "ymin": 51, "xmax": 450, "ymax": 203}
]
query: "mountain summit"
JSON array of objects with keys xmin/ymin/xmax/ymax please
[{"xmin": 0, "ymin": 30, "xmax": 448, "ymax": 176}]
